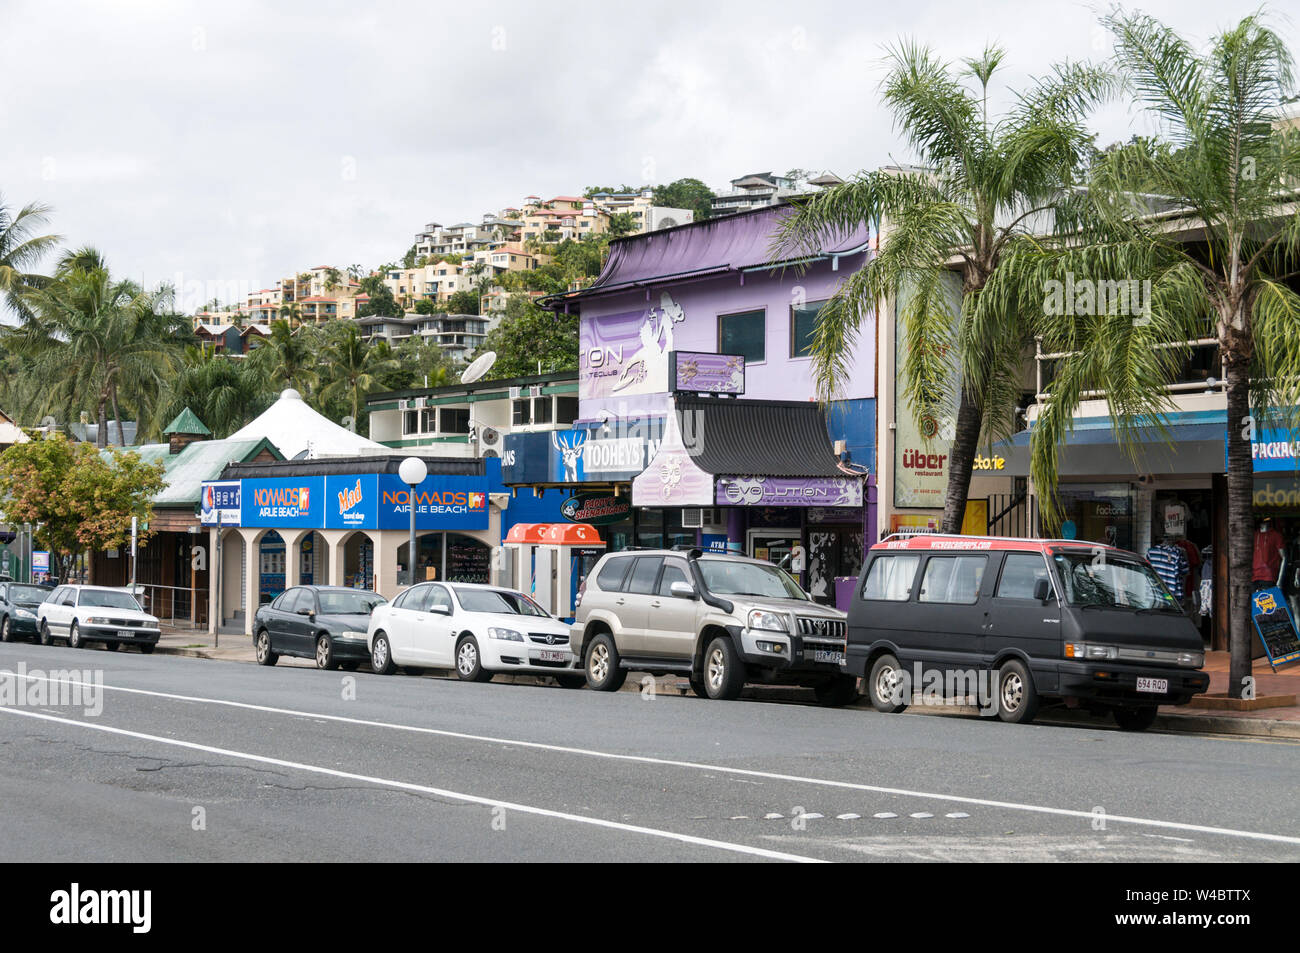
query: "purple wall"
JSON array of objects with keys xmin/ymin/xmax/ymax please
[{"xmin": 576, "ymin": 253, "xmax": 874, "ymax": 418}]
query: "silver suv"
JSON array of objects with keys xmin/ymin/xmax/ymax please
[{"xmin": 570, "ymin": 548, "xmax": 857, "ymax": 705}]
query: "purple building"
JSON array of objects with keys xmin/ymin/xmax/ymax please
[{"xmin": 537, "ymin": 204, "xmax": 876, "ymax": 603}]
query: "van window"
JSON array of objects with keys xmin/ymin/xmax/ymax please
[
  {"xmin": 918, "ymin": 556, "xmax": 987, "ymax": 604},
  {"xmin": 861, "ymin": 555, "xmax": 920, "ymax": 601},
  {"xmin": 597, "ymin": 557, "xmax": 633, "ymax": 592},
  {"xmin": 996, "ymin": 553, "xmax": 1051, "ymax": 600}
]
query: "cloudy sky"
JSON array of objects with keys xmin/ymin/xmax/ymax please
[{"xmin": 2, "ymin": 0, "xmax": 1293, "ymax": 311}]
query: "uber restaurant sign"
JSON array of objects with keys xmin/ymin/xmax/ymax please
[{"xmin": 201, "ymin": 474, "xmax": 489, "ymax": 531}]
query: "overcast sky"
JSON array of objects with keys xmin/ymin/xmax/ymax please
[{"xmin": 2, "ymin": 0, "xmax": 1293, "ymax": 311}]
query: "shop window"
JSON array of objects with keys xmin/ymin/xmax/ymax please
[
  {"xmin": 719, "ymin": 309, "xmax": 766, "ymax": 363},
  {"xmin": 791, "ymin": 299, "xmax": 829, "ymax": 358},
  {"xmin": 403, "ymin": 410, "xmax": 418, "ymax": 435},
  {"xmin": 420, "ymin": 408, "xmax": 435, "ymax": 432},
  {"xmin": 532, "ymin": 397, "xmax": 553, "ymax": 425},
  {"xmin": 512, "ymin": 399, "xmax": 531, "ymax": 426}
]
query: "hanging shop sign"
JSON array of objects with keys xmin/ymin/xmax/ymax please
[
  {"xmin": 670, "ymin": 351, "xmax": 745, "ymax": 394},
  {"xmin": 560, "ymin": 493, "xmax": 632, "ymax": 526},
  {"xmin": 715, "ymin": 476, "xmax": 863, "ymax": 508},
  {"xmin": 200, "ymin": 481, "xmax": 242, "ymax": 525}
]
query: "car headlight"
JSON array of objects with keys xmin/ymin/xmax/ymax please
[
  {"xmin": 1178, "ymin": 651, "xmax": 1205, "ymax": 668},
  {"xmin": 1064, "ymin": 642, "xmax": 1117, "ymax": 660},
  {"xmin": 339, "ymin": 630, "xmax": 368, "ymax": 640},
  {"xmin": 747, "ymin": 609, "xmax": 789, "ymax": 633},
  {"xmin": 488, "ymin": 627, "xmax": 524, "ymax": 642},
  {"xmin": 84, "ymin": 616, "xmax": 110, "ymax": 625},
  {"xmin": 14, "ymin": 609, "xmax": 34, "ymax": 619}
]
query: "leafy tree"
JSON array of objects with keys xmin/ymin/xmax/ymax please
[
  {"xmin": 414, "ymin": 298, "xmax": 437, "ymax": 315},
  {"xmin": 161, "ymin": 346, "xmax": 273, "ymax": 437},
  {"xmin": 446, "ymin": 289, "xmax": 480, "ymax": 315},
  {"xmin": 248, "ymin": 319, "xmax": 320, "ymax": 394},
  {"xmin": 386, "ymin": 336, "xmax": 454, "ymax": 391},
  {"xmin": 608, "ymin": 212, "xmax": 639, "ymax": 236},
  {"xmin": 584, "ymin": 184, "xmax": 642, "ymax": 196},
  {"xmin": 402, "ymin": 244, "xmax": 418, "ymax": 269},
  {"xmin": 652, "ymin": 177, "xmax": 715, "ymax": 220},
  {"xmin": 357, "ymin": 282, "xmax": 402, "ymax": 318},
  {"xmin": 992, "ymin": 11, "xmax": 1300, "ymax": 697},
  {"xmin": 324, "ymin": 267, "xmax": 342, "ymax": 292},
  {"xmin": 315, "ymin": 322, "xmax": 402, "ymax": 428},
  {"xmin": 475, "ymin": 294, "xmax": 578, "ymax": 378},
  {"xmin": 0, "ymin": 195, "xmax": 59, "ymax": 318},
  {"xmin": 773, "ymin": 43, "xmax": 1111, "ymax": 533},
  {"xmin": 0, "ymin": 435, "xmax": 165, "ymax": 583},
  {"xmin": 9, "ymin": 247, "xmax": 187, "ymax": 447}
]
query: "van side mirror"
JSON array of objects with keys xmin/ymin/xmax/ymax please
[{"xmin": 1033, "ymin": 578, "xmax": 1052, "ymax": 603}]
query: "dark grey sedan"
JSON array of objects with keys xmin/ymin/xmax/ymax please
[
  {"xmin": 253, "ymin": 586, "xmax": 386, "ymax": 670},
  {"xmin": 0, "ymin": 582, "xmax": 54, "ymax": 642}
]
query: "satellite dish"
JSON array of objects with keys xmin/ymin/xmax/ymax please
[{"xmin": 460, "ymin": 351, "xmax": 496, "ymax": 384}]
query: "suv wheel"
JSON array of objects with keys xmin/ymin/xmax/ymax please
[
  {"xmin": 68, "ymin": 621, "xmax": 86, "ymax": 649},
  {"xmin": 867, "ymin": 654, "xmax": 908, "ymax": 713},
  {"xmin": 555, "ymin": 674, "xmax": 586, "ymax": 689},
  {"xmin": 584, "ymin": 633, "xmax": 627, "ymax": 692},
  {"xmin": 1113, "ymin": 706, "xmax": 1158, "ymax": 732},
  {"xmin": 688, "ymin": 676, "xmax": 709, "ymax": 698},
  {"xmin": 814, "ymin": 675, "xmax": 859, "ymax": 708},
  {"xmin": 255, "ymin": 629, "xmax": 278, "ymax": 666},
  {"xmin": 703, "ymin": 635, "xmax": 744, "ymax": 700},
  {"xmin": 455, "ymin": 635, "xmax": 493, "ymax": 682},
  {"xmin": 995, "ymin": 660, "xmax": 1039, "ymax": 724},
  {"xmin": 371, "ymin": 632, "xmax": 397, "ymax": 675}
]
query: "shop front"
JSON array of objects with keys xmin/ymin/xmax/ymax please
[
  {"xmin": 201, "ymin": 456, "xmax": 500, "ymax": 635},
  {"xmin": 1249, "ymin": 422, "xmax": 1300, "ymax": 628}
]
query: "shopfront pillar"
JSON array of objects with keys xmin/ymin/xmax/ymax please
[
  {"xmin": 282, "ymin": 529, "xmax": 307, "ymax": 589},
  {"xmin": 320, "ymin": 530, "xmax": 349, "ymax": 588},
  {"xmin": 726, "ymin": 508, "xmax": 745, "ymax": 552},
  {"xmin": 241, "ymin": 529, "xmax": 261, "ymax": 637},
  {"xmin": 372, "ymin": 531, "xmax": 399, "ymax": 599}
]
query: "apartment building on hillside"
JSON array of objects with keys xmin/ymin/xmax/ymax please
[
  {"xmin": 710, "ymin": 171, "xmax": 843, "ymax": 217},
  {"xmin": 587, "ymin": 189, "xmax": 694, "ymax": 232}
]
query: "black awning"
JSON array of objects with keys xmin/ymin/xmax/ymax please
[{"xmin": 675, "ymin": 397, "xmax": 846, "ymax": 477}]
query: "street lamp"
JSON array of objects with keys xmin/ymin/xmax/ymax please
[{"xmin": 398, "ymin": 456, "xmax": 428, "ymax": 586}]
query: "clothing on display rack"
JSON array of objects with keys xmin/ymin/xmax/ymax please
[
  {"xmin": 1253, "ymin": 520, "xmax": 1285, "ymax": 589},
  {"xmin": 1147, "ymin": 538, "xmax": 1189, "ymax": 598}
]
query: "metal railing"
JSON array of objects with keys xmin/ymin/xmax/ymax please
[{"xmin": 131, "ymin": 583, "xmax": 206, "ymax": 629}]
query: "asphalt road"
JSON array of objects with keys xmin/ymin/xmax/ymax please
[{"xmin": 1, "ymin": 640, "xmax": 1297, "ymax": 862}]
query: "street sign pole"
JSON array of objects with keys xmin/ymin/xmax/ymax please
[{"xmin": 130, "ymin": 516, "xmax": 138, "ymax": 592}]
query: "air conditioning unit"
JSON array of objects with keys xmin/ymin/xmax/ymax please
[
  {"xmin": 399, "ymin": 399, "xmax": 411, "ymax": 411},
  {"xmin": 414, "ymin": 397, "xmax": 428, "ymax": 409},
  {"xmin": 480, "ymin": 427, "xmax": 500, "ymax": 447},
  {"xmin": 681, "ymin": 508, "xmax": 719, "ymax": 529},
  {"xmin": 508, "ymin": 386, "xmax": 521, "ymax": 400}
]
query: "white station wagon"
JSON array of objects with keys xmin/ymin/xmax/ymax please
[
  {"xmin": 366, "ymin": 582, "xmax": 583, "ymax": 686},
  {"xmin": 37, "ymin": 584, "xmax": 162, "ymax": 653}
]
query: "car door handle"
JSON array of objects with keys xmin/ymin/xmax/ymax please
[
  {"xmin": 615, "ymin": 598, "xmax": 625, "ymax": 605},
  {"xmin": 650, "ymin": 600, "xmax": 662, "ymax": 608}
]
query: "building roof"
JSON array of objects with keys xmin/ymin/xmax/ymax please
[
  {"xmin": 541, "ymin": 203, "xmax": 870, "ymax": 309},
  {"xmin": 220, "ymin": 455, "xmax": 484, "ymax": 480},
  {"xmin": 226, "ymin": 388, "xmax": 391, "ymax": 459},
  {"xmin": 163, "ymin": 407, "xmax": 212, "ymax": 437},
  {"xmin": 368, "ymin": 370, "xmax": 577, "ymax": 406},
  {"xmin": 672, "ymin": 397, "xmax": 847, "ymax": 477},
  {"xmin": 119, "ymin": 436, "xmax": 282, "ymax": 507}
]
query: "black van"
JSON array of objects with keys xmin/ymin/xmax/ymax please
[{"xmin": 845, "ymin": 535, "xmax": 1211, "ymax": 730}]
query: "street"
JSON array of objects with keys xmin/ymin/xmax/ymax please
[{"xmin": 1, "ymin": 641, "xmax": 1296, "ymax": 863}]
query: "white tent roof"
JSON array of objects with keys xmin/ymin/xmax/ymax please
[{"xmin": 227, "ymin": 389, "xmax": 390, "ymax": 459}]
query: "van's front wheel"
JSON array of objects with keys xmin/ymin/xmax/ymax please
[
  {"xmin": 868, "ymin": 654, "xmax": 908, "ymax": 713},
  {"xmin": 995, "ymin": 660, "xmax": 1039, "ymax": 724}
]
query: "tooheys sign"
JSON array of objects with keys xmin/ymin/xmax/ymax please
[{"xmin": 560, "ymin": 493, "xmax": 632, "ymax": 525}]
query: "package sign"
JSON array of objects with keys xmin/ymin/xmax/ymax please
[
  {"xmin": 201, "ymin": 481, "xmax": 242, "ymax": 526},
  {"xmin": 376, "ymin": 475, "xmax": 489, "ymax": 531},
  {"xmin": 1252, "ymin": 586, "xmax": 1300, "ymax": 668}
]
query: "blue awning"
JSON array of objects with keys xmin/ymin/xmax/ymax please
[{"xmin": 995, "ymin": 412, "xmax": 1227, "ymax": 477}]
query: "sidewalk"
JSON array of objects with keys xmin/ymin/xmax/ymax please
[{"xmin": 154, "ymin": 626, "xmax": 1300, "ymax": 739}]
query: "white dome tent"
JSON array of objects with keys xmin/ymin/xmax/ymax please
[{"xmin": 228, "ymin": 388, "xmax": 389, "ymax": 459}]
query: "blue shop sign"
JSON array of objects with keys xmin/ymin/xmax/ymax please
[
  {"xmin": 501, "ymin": 420, "xmax": 665, "ymax": 485},
  {"xmin": 241, "ymin": 477, "xmax": 324, "ymax": 528},
  {"xmin": 375, "ymin": 474, "xmax": 489, "ymax": 531}
]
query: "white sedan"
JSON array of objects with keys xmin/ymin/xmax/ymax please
[{"xmin": 365, "ymin": 582, "xmax": 584, "ymax": 686}]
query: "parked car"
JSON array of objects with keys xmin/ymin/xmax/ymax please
[
  {"xmin": 570, "ymin": 548, "xmax": 856, "ymax": 704},
  {"xmin": 36, "ymin": 584, "xmax": 162, "ymax": 652},
  {"xmin": 0, "ymin": 582, "xmax": 53, "ymax": 642},
  {"xmin": 367, "ymin": 582, "xmax": 582, "ymax": 685},
  {"xmin": 254, "ymin": 586, "xmax": 386, "ymax": 670},
  {"xmin": 846, "ymin": 534, "xmax": 1211, "ymax": 730}
]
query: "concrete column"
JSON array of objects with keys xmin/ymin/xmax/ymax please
[
  {"xmin": 283, "ymin": 530, "xmax": 306, "ymax": 589},
  {"xmin": 320, "ymin": 530, "xmax": 348, "ymax": 587},
  {"xmin": 242, "ymin": 529, "xmax": 261, "ymax": 637},
  {"xmin": 372, "ymin": 531, "xmax": 400, "ymax": 599}
]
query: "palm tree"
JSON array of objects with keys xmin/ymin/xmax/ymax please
[
  {"xmin": 249, "ymin": 318, "xmax": 319, "ymax": 394},
  {"xmin": 10, "ymin": 247, "xmax": 185, "ymax": 447},
  {"xmin": 0, "ymin": 195, "xmax": 60, "ymax": 318},
  {"xmin": 164, "ymin": 345, "xmax": 272, "ymax": 437},
  {"xmin": 317, "ymin": 323, "xmax": 401, "ymax": 426},
  {"xmin": 993, "ymin": 11, "xmax": 1300, "ymax": 698},
  {"xmin": 772, "ymin": 43, "xmax": 1112, "ymax": 533}
]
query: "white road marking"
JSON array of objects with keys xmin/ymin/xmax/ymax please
[
  {"xmin": 874, "ymin": 812, "xmax": 899, "ymax": 818},
  {"xmin": 5, "ymin": 671, "xmax": 1300, "ymax": 848},
  {"xmin": 0, "ymin": 705, "xmax": 823, "ymax": 864},
  {"xmin": 945, "ymin": 812, "xmax": 971, "ymax": 819},
  {"xmin": 910, "ymin": 812, "xmax": 934, "ymax": 818},
  {"xmin": 837, "ymin": 813, "xmax": 861, "ymax": 820}
]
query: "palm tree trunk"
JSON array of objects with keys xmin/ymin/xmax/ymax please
[
  {"xmin": 941, "ymin": 386, "xmax": 984, "ymax": 534},
  {"xmin": 96, "ymin": 398, "xmax": 109, "ymax": 449},
  {"xmin": 1223, "ymin": 345, "xmax": 1255, "ymax": 700},
  {"xmin": 111, "ymin": 385, "xmax": 126, "ymax": 447}
]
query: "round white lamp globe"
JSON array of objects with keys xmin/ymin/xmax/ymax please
[{"xmin": 398, "ymin": 457, "xmax": 428, "ymax": 487}]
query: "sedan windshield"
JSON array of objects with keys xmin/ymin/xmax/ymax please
[
  {"xmin": 1052, "ymin": 552, "xmax": 1181, "ymax": 611},
  {"xmin": 697, "ymin": 560, "xmax": 808, "ymax": 601},
  {"xmin": 317, "ymin": 590, "xmax": 386, "ymax": 615},
  {"xmin": 9, "ymin": 585, "xmax": 51, "ymax": 603},
  {"xmin": 454, "ymin": 588, "xmax": 549, "ymax": 616},
  {"xmin": 79, "ymin": 590, "xmax": 143, "ymax": 610}
]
